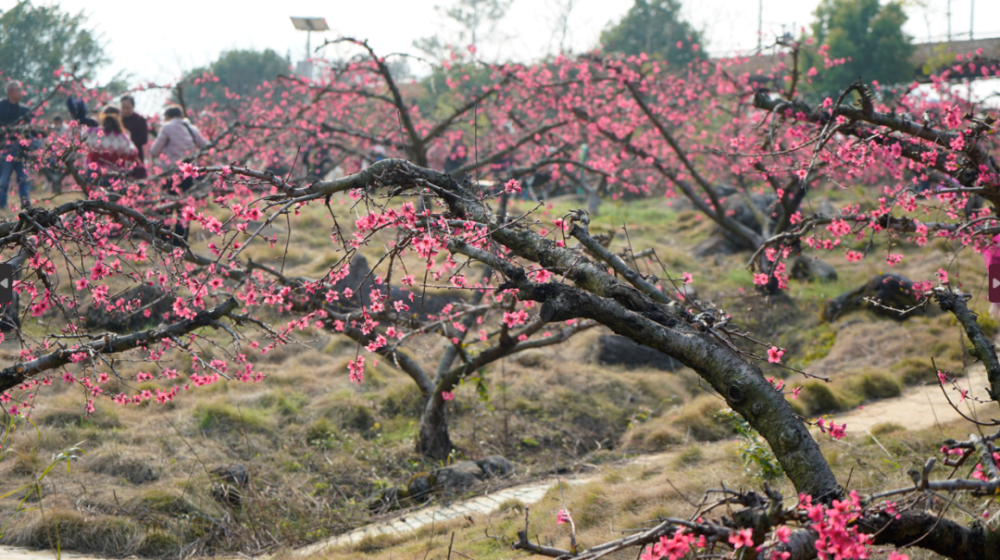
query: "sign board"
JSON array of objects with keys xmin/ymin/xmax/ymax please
[
  {"xmin": 0, "ymin": 263, "xmax": 13, "ymax": 306},
  {"xmin": 990, "ymin": 264, "xmax": 1000, "ymax": 303}
]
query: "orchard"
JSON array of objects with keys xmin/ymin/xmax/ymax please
[{"xmin": 0, "ymin": 25, "xmax": 999, "ymax": 560}]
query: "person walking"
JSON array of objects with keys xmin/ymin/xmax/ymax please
[
  {"xmin": 120, "ymin": 95, "xmax": 149, "ymax": 178},
  {"xmin": 0, "ymin": 81, "xmax": 35, "ymax": 212},
  {"xmin": 149, "ymin": 106, "xmax": 208, "ymax": 245},
  {"xmin": 149, "ymin": 106, "xmax": 208, "ymax": 184}
]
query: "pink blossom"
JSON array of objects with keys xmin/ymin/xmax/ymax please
[
  {"xmin": 348, "ymin": 356, "xmax": 365, "ymax": 384},
  {"xmin": 767, "ymin": 346, "xmax": 785, "ymax": 364},
  {"xmin": 504, "ymin": 179, "xmax": 522, "ymax": 194},
  {"xmin": 556, "ymin": 509, "xmax": 571, "ymax": 525},
  {"xmin": 441, "ymin": 391, "xmax": 455, "ymax": 401},
  {"xmin": 774, "ymin": 526, "xmax": 791, "ymax": 544},
  {"xmin": 727, "ymin": 528, "xmax": 753, "ymax": 549}
]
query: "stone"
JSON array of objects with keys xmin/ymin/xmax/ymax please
[
  {"xmin": 374, "ymin": 457, "xmax": 515, "ymax": 513},
  {"xmin": 329, "ymin": 255, "xmax": 460, "ymax": 319},
  {"xmin": 823, "ymin": 274, "xmax": 927, "ymax": 322},
  {"xmin": 432, "ymin": 461, "xmax": 486, "ymax": 493},
  {"xmin": 475, "ymin": 455, "xmax": 514, "ymax": 478},
  {"xmin": 85, "ymin": 284, "xmax": 176, "ymax": 333},
  {"xmin": 790, "ymin": 256, "xmax": 838, "ymax": 283},
  {"xmin": 406, "ymin": 472, "xmax": 436, "ymax": 499},
  {"xmin": 713, "ymin": 191, "xmax": 777, "ymax": 251},
  {"xmin": 692, "ymin": 234, "xmax": 742, "ymax": 257},
  {"xmin": 597, "ymin": 335, "xmax": 681, "ymax": 371}
]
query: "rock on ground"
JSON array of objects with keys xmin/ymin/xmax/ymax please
[
  {"xmin": 790, "ymin": 255, "xmax": 838, "ymax": 283},
  {"xmin": 823, "ymin": 273, "xmax": 928, "ymax": 322},
  {"xmin": 597, "ymin": 335, "xmax": 681, "ymax": 371}
]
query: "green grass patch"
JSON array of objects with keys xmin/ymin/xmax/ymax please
[{"xmin": 193, "ymin": 402, "xmax": 272, "ymax": 433}]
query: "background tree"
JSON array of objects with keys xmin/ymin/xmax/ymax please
[
  {"xmin": 599, "ymin": 0, "xmax": 704, "ymax": 66},
  {"xmin": 808, "ymin": 0, "xmax": 914, "ymax": 92},
  {"xmin": 413, "ymin": 0, "xmax": 512, "ymax": 61},
  {"xmin": 0, "ymin": 1, "xmax": 108, "ymax": 93},
  {"xmin": 178, "ymin": 48, "xmax": 291, "ymax": 110}
]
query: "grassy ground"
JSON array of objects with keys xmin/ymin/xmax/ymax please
[
  {"xmin": 297, "ymin": 420, "xmax": 984, "ymax": 560},
  {"xmin": 0, "ymin": 186, "xmax": 991, "ymax": 558}
]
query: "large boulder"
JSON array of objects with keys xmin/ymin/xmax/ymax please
[
  {"xmin": 689, "ymin": 191, "xmax": 778, "ymax": 257},
  {"xmin": 596, "ymin": 335, "xmax": 681, "ymax": 371},
  {"xmin": 432, "ymin": 455, "xmax": 514, "ymax": 494},
  {"xmin": 85, "ymin": 284, "xmax": 176, "ymax": 333},
  {"xmin": 790, "ymin": 256, "xmax": 838, "ymax": 283},
  {"xmin": 406, "ymin": 472, "xmax": 436, "ymax": 499},
  {"xmin": 476, "ymin": 455, "xmax": 514, "ymax": 477},
  {"xmin": 715, "ymin": 191, "xmax": 777, "ymax": 251},
  {"xmin": 823, "ymin": 274, "xmax": 926, "ymax": 322},
  {"xmin": 432, "ymin": 460, "xmax": 488, "ymax": 493},
  {"xmin": 692, "ymin": 234, "xmax": 743, "ymax": 258}
]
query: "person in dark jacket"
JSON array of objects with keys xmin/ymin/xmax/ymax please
[
  {"xmin": 65, "ymin": 96, "xmax": 98, "ymax": 127},
  {"xmin": 120, "ymin": 95, "xmax": 148, "ymax": 178},
  {"xmin": 0, "ymin": 81, "xmax": 34, "ymax": 211}
]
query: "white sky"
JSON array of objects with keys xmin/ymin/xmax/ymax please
[{"xmin": 3, "ymin": 0, "xmax": 998, "ymax": 113}]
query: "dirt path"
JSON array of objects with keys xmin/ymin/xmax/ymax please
[
  {"xmin": 830, "ymin": 365, "xmax": 998, "ymax": 433},
  {"xmin": 2, "ymin": 368, "xmax": 995, "ymax": 560}
]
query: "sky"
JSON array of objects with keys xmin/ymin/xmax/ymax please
[{"xmin": 3, "ymin": 0, "xmax": 998, "ymax": 113}]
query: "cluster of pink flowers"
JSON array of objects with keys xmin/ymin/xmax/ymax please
[
  {"xmin": 348, "ymin": 356, "xmax": 365, "ymax": 384},
  {"xmin": 799, "ymin": 491, "xmax": 873, "ymax": 560},
  {"xmin": 639, "ymin": 528, "xmax": 704, "ymax": 560},
  {"xmin": 816, "ymin": 418, "xmax": 847, "ymax": 440}
]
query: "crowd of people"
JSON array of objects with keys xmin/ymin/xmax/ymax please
[{"xmin": 0, "ymin": 80, "xmax": 210, "ymax": 242}]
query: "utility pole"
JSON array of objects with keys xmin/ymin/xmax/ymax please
[
  {"xmin": 947, "ymin": 0, "xmax": 951, "ymax": 42},
  {"xmin": 758, "ymin": 0, "xmax": 763, "ymax": 54},
  {"xmin": 970, "ymin": 0, "xmax": 974, "ymax": 41}
]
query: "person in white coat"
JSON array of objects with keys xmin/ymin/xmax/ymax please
[
  {"xmin": 150, "ymin": 106, "xmax": 208, "ymax": 181},
  {"xmin": 150, "ymin": 106, "xmax": 208, "ymax": 245}
]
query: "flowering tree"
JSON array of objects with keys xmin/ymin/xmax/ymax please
[{"xmin": 1, "ymin": 37, "xmax": 1000, "ymax": 558}]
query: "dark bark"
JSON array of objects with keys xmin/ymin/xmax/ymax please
[
  {"xmin": 933, "ymin": 287, "xmax": 1000, "ymax": 401},
  {"xmin": 416, "ymin": 395, "xmax": 453, "ymax": 460},
  {"xmin": 859, "ymin": 511, "xmax": 998, "ymax": 560},
  {"xmin": 449, "ymin": 237, "xmax": 841, "ymax": 501}
]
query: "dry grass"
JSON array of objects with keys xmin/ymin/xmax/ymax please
[
  {"xmin": 304, "ymin": 419, "xmax": 977, "ymax": 560},
  {"xmin": 0, "ymin": 193, "xmax": 994, "ymax": 558},
  {"xmin": 1, "ymin": 509, "xmax": 144, "ymax": 556}
]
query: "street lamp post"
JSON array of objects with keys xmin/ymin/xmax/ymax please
[{"xmin": 290, "ymin": 16, "xmax": 329, "ymax": 79}]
